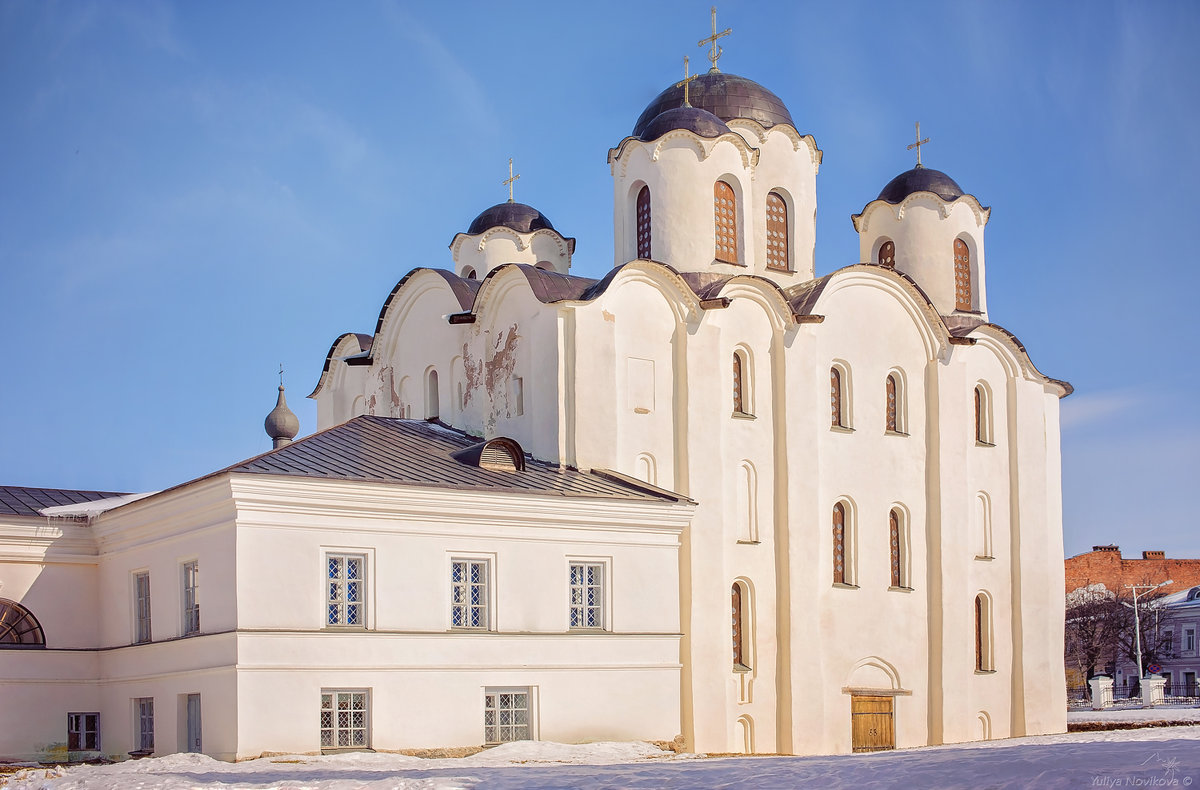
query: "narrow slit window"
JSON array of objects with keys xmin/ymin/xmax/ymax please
[
  {"xmin": 833, "ymin": 503, "xmax": 847, "ymax": 585},
  {"xmin": 831, "ymin": 368, "xmax": 844, "ymax": 428},
  {"xmin": 636, "ymin": 185, "xmax": 652, "ymax": 259},
  {"xmin": 954, "ymin": 239, "xmax": 972, "ymax": 310},
  {"xmin": 886, "ymin": 374, "xmax": 898, "ymax": 432},
  {"xmin": 889, "ymin": 509, "xmax": 903, "ymax": 588},
  {"xmin": 731, "ymin": 584, "xmax": 746, "ymax": 668},
  {"xmin": 733, "ymin": 353, "xmax": 745, "ymax": 414},
  {"xmin": 714, "ymin": 181, "xmax": 739, "ymax": 264},
  {"xmin": 765, "ymin": 191, "xmax": 789, "ymax": 270}
]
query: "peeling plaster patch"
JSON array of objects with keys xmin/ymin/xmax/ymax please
[
  {"xmin": 485, "ymin": 324, "xmax": 521, "ymax": 396},
  {"xmin": 602, "ymin": 309, "xmax": 616, "ymax": 323},
  {"xmin": 462, "ymin": 341, "xmax": 483, "ymax": 408}
]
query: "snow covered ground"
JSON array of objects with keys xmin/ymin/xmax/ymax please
[{"xmin": 3, "ymin": 728, "xmax": 1199, "ymax": 790}]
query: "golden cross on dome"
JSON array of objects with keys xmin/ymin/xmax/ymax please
[
  {"xmin": 698, "ymin": 6, "xmax": 731, "ymax": 73},
  {"xmin": 502, "ymin": 158, "xmax": 520, "ymax": 203},
  {"xmin": 907, "ymin": 122, "xmax": 931, "ymax": 167},
  {"xmin": 675, "ymin": 55, "xmax": 698, "ymax": 107}
]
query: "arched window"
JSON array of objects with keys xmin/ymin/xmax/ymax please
[
  {"xmin": 833, "ymin": 502, "xmax": 847, "ymax": 585},
  {"xmin": 462, "ymin": 266, "xmax": 476, "ymax": 280},
  {"xmin": 732, "ymin": 583, "xmax": 748, "ymax": 668},
  {"xmin": 885, "ymin": 374, "xmax": 898, "ymax": 433},
  {"xmin": 976, "ymin": 493, "xmax": 993, "ymax": 559},
  {"xmin": 714, "ymin": 181, "xmax": 739, "ymax": 264},
  {"xmin": 974, "ymin": 384, "xmax": 993, "ymax": 445},
  {"xmin": 425, "ymin": 369, "xmax": 440, "ymax": 419},
  {"xmin": 831, "ymin": 366, "xmax": 848, "ymax": 428},
  {"xmin": 765, "ymin": 191, "xmax": 789, "ymax": 270},
  {"xmin": 636, "ymin": 185, "xmax": 652, "ymax": 259},
  {"xmin": 878, "ymin": 240, "xmax": 896, "ymax": 267},
  {"xmin": 954, "ymin": 239, "xmax": 972, "ymax": 311},
  {"xmin": 733, "ymin": 352, "xmax": 748, "ymax": 415},
  {"xmin": 889, "ymin": 509, "xmax": 903, "ymax": 588},
  {"xmin": 737, "ymin": 461, "xmax": 758, "ymax": 543},
  {"xmin": 975, "ymin": 593, "xmax": 993, "ymax": 671},
  {"xmin": 0, "ymin": 599, "xmax": 45, "ymax": 647}
]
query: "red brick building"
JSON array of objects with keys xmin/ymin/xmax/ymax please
[{"xmin": 1066, "ymin": 545, "xmax": 1200, "ymax": 597}]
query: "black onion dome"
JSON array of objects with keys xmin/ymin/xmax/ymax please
[
  {"xmin": 877, "ymin": 165, "xmax": 965, "ymax": 204},
  {"xmin": 632, "ymin": 72, "xmax": 793, "ymax": 137},
  {"xmin": 639, "ymin": 106, "xmax": 731, "ymax": 142},
  {"xmin": 467, "ymin": 202, "xmax": 556, "ymax": 236}
]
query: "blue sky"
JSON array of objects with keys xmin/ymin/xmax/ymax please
[{"xmin": 1, "ymin": 1, "xmax": 1197, "ymax": 559}]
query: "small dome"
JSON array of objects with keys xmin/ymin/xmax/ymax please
[
  {"xmin": 632, "ymin": 72, "xmax": 793, "ymax": 138},
  {"xmin": 265, "ymin": 385, "xmax": 299, "ymax": 448},
  {"xmin": 877, "ymin": 165, "xmax": 965, "ymax": 204},
  {"xmin": 467, "ymin": 202, "xmax": 556, "ymax": 236},
  {"xmin": 639, "ymin": 106, "xmax": 731, "ymax": 142}
]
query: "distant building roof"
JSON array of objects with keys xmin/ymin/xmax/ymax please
[
  {"xmin": 0, "ymin": 486, "xmax": 130, "ymax": 517},
  {"xmin": 1065, "ymin": 545, "xmax": 1200, "ymax": 598}
]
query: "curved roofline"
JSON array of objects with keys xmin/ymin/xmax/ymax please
[
  {"xmin": 724, "ymin": 118, "xmax": 823, "ymax": 168},
  {"xmin": 852, "ymin": 191, "xmax": 992, "ymax": 232},
  {"xmin": 608, "ymin": 127, "xmax": 760, "ymax": 174},
  {"xmin": 967, "ymin": 323, "xmax": 1073, "ymax": 398},
  {"xmin": 308, "ymin": 332, "xmax": 374, "ymax": 399},
  {"xmin": 449, "ymin": 225, "xmax": 576, "ymax": 257}
]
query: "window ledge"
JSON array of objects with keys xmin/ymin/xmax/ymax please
[
  {"xmin": 833, "ymin": 582, "xmax": 859, "ymax": 590},
  {"xmin": 830, "ymin": 425, "xmax": 855, "ymax": 434},
  {"xmin": 885, "ymin": 430, "xmax": 909, "ymax": 437},
  {"xmin": 974, "ymin": 555, "xmax": 995, "ymax": 562},
  {"xmin": 975, "ymin": 669, "xmax": 997, "ymax": 675},
  {"xmin": 764, "ymin": 265, "xmax": 792, "ymax": 273},
  {"xmin": 322, "ymin": 626, "xmax": 369, "ymax": 632},
  {"xmin": 568, "ymin": 627, "xmax": 607, "ymax": 633},
  {"xmin": 975, "ymin": 440, "xmax": 996, "ymax": 448},
  {"xmin": 449, "ymin": 627, "xmax": 492, "ymax": 633},
  {"xmin": 736, "ymin": 539, "xmax": 761, "ymax": 545},
  {"xmin": 733, "ymin": 663, "xmax": 752, "ymax": 674},
  {"xmin": 731, "ymin": 411, "xmax": 756, "ymax": 420},
  {"xmin": 888, "ymin": 586, "xmax": 914, "ymax": 593}
]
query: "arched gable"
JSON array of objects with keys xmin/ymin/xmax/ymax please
[
  {"xmin": 808, "ymin": 264, "xmax": 952, "ymax": 360},
  {"xmin": 608, "ymin": 129, "xmax": 760, "ymax": 179},
  {"xmin": 725, "ymin": 118, "xmax": 823, "ymax": 171},
  {"xmin": 852, "ymin": 191, "xmax": 991, "ymax": 232},
  {"xmin": 308, "ymin": 332, "xmax": 373, "ymax": 398},
  {"xmin": 372, "ymin": 269, "xmax": 477, "ymax": 366},
  {"xmin": 967, "ymin": 324, "xmax": 1073, "ymax": 398},
  {"xmin": 845, "ymin": 655, "xmax": 904, "ymax": 692}
]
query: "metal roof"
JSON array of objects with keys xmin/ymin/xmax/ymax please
[
  {"xmin": 0, "ymin": 486, "xmax": 130, "ymax": 517},
  {"xmin": 227, "ymin": 416, "xmax": 687, "ymax": 502}
]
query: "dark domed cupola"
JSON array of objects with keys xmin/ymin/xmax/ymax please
[
  {"xmin": 466, "ymin": 202, "xmax": 558, "ymax": 236},
  {"xmin": 632, "ymin": 72, "xmax": 794, "ymax": 138},
  {"xmin": 876, "ymin": 165, "xmax": 965, "ymax": 205},
  {"xmin": 450, "ymin": 165, "xmax": 576, "ymax": 280},
  {"xmin": 639, "ymin": 105, "xmax": 732, "ymax": 143}
]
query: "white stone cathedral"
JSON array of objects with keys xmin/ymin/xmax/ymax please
[{"xmin": 0, "ymin": 46, "xmax": 1069, "ymax": 761}]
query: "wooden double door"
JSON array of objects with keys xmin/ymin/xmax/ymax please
[{"xmin": 851, "ymin": 695, "xmax": 895, "ymax": 752}]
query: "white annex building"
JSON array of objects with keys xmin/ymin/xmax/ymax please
[{"xmin": 1, "ymin": 41, "xmax": 1072, "ymax": 762}]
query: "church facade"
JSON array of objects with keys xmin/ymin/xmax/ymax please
[{"xmin": 0, "ymin": 55, "xmax": 1070, "ymax": 761}]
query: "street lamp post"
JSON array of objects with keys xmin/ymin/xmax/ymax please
[{"xmin": 1123, "ymin": 579, "xmax": 1174, "ymax": 680}]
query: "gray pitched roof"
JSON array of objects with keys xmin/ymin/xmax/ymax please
[
  {"xmin": 0, "ymin": 486, "xmax": 130, "ymax": 517},
  {"xmin": 227, "ymin": 415, "xmax": 686, "ymax": 502}
]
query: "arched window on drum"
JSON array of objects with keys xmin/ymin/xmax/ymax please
[
  {"xmin": 636, "ymin": 185, "xmax": 652, "ymax": 259},
  {"xmin": 765, "ymin": 191, "xmax": 789, "ymax": 270},
  {"xmin": 714, "ymin": 181, "xmax": 739, "ymax": 264}
]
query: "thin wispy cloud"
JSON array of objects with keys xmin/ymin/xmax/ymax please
[{"xmin": 1060, "ymin": 390, "xmax": 1142, "ymax": 431}]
